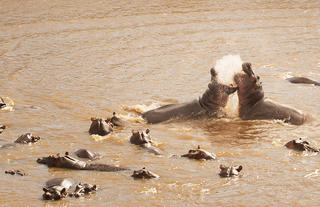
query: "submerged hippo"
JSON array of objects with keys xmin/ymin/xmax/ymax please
[
  {"xmin": 75, "ymin": 149, "xmax": 101, "ymax": 160},
  {"xmin": 5, "ymin": 169, "xmax": 26, "ymax": 176},
  {"xmin": 130, "ymin": 129, "xmax": 162, "ymax": 155},
  {"xmin": 0, "ymin": 124, "xmax": 5, "ymax": 134},
  {"xmin": 0, "ymin": 97, "xmax": 6, "ymax": 109},
  {"xmin": 37, "ymin": 152, "xmax": 129, "ymax": 172},
  {"xmin": 0, "ymin": 133, "xmax": 41, "ymax": 149},
  {"xmin": 286, "ymin": 77, "xmax": 320, "ymax": 86},
  {"xmin": 285, "ymin": 138, "xmax": 319, "ymax": 153},
  {"xmin": 42, "ymin": 178, "xmax": 97, "ymax": 200},
  {"xmin": 142, "ymin": 67, "xmax": 238, "ymax": 124},
  {"xmin": 108, "ymin": 112, "xmax": 126, "ymax": 127},
  {"xmin": 89, "ymin": 117, "xmax": 113, "ymax": 136},
  {"xmin": 181, "ymin": 145, "xmax": 216, "ymax": 160},
  {"xmin": 131, "ymin": 167, "xmax": 160, "ymax": 179},
  {"xmin": 219, "ymin": 164, "xmax": 243, "ymax": 177},
  {"xmin": 233, "ymin": 63, "xmax": 306, "ymax": 125}
]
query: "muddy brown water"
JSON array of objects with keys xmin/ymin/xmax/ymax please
[{"xmin": 1, "ymin": 0, "xmax": 320, "ymax": 206}]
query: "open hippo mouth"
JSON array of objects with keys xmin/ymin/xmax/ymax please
[{"xmin": 234, "ymin": 63, "xmax": 262, "ymax": 92}]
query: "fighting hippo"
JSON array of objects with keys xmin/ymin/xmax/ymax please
[
  {"xmin": 142, "ymin": 67, "xmax": 238, "ymax": 124},
  {"xmin": 0, "ymin": 124, "xmax": 5, "ymax": 134},
  {"xmin": 75, "ymin": 149, "xmax": 101, "ymax": 160},
  {"xmin": 42, "ymin": 178, "xmax": 97, "ymax": 200},
  {"xmin": 286, "ymin": 77, "xmax": 320, "ymax": 86},
  {"xmin": 285, "ymin": 138, "xmax": 319, "ymax": 153},
  {"xmin": 0, "ymin": 133, "xmax": 41, "ymax": 149},
  {"xmin": 89, "ymin": 117, "xmax": 113, "ymax": 136},
  {"xmin": 5, "ymin": 169, "xmax": 26, "ymax": 176},
  {"xmin": 181, "ymin": 145, "xmax": 216, "ymax": 160},
  {"xmin": 130, "ymin": 129, "xmax": 162, "ymax": 155},
  {"xmin": 219, "ymin": 164, "xmax": 243, "ymax": 177},
  {"xmin": 131, "ymin": 167, "xmax": 160, "ymax": 179},
  {"xmin": 37, "ymin": 152, "xmax": 129, "ymax": 172},
  {"xmin": 233, "ymin": 63, "xmax": 306, "ymax": 125}
]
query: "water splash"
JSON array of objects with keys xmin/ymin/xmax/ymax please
[
  {"xmin": 214, "ymin": 55, "xmax": 243, "ymax": 117},
  {"xmin": 215, "ymin": 55, "xmax": 243, "ymax": 85}
]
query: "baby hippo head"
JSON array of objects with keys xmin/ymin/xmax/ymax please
[
  {"xmin": 130, "ymin": 129, "xmax": 151, "ymax": 145},
  {"xmin": 131, "ymin": 167, "xmax": 160, "ymax": 179},
  {"xmin": 219, "ymin": 164, "xmax": 243, "ymax": 177},
  {"xmin": 181, "ymin": 145, "xmax": 216, "ymax": 160}
]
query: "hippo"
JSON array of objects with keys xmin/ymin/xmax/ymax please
[
  {"xmin": 37, "ymin": 152, "xmax": 129, "ymax": 172},
  {"xmin": 89, "ymin": 117, "xmax": 113, "ymax": 136},
  {"xmin": 233, "ymin": 63, "xmax": 306, "ymax": 125},
  {"xmin": 286, "ymin": 77, "xmax": 320, "ymax": 86},
  {"xmin": 42, "ymin": 178, "xmax": 97, "ymax": 200},
  {"xmin": 0, "ymin": 133, "xmax": 41, "ymax": 149},
  {"xmin": 108, "ymin": 112, "xmax": 126, "ymax": 127},
  {"xmin": 0, "ymin": 124, "xmax": 5, "ymax": 134},
  {"xmin": 5, "ymin": 169, "xmax": 26, "ymax": 176},
  {"xmin": 181, "ymin": 145, "xmax": 216, "ymax": 160},
  {"xmin": 285, "ymin": 138, "xmax": 319, "ymax": 153},
  {"xmin": 75, "ymin": 149, "xmax": 101, "ymax": 160},
  {"xmin": 130, "ymin": 129, "xmax": 162, "ymax": 155},
  {"xmin": 0, "ymin": 97, "xmax": 6, "ymax": 109},
  {"xmin": 131, "ymin": 167, "xmax": 160, "ymax": 179},
  {"xmin": 219, "ymin": 164, "xmax": 243, "ymax": 177},
  {"xmin": 142, "ymin": 67, "xmax": 238, "ymax": 124}
]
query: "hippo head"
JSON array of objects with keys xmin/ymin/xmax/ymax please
[
  {"xmin": 71, "ymin": 183, "xmax": 97, "ymax": 197},
  {"xmin": 131, "ymin": 167, "xmax": 160, "ymax": 179},
  {"xmin": 14, "ymin": 133, "xmax": 40, "ymax": 144},
  {"xmin": 0, "ymin": 97, "xmax": 6, "ymax": 109},
  {"xmin": 109, "ymin": 112, "xmax": 125, "ymax": 127},
  {"xmin": 130, "ymin": 129, "xmax": 151, "ymax": 145},
  {"xmin": 285, "ymin": 138, "xmax": 319, "ymax": 153},
  {"xmin": 89, "ymin": 118, "xmax": 113, "ymax": 136},
  {"xmin": 181, "ymin": 145, "xmax": 217, "ymax": 160},
  {"xmin": 219, "ymin": 164, "xmax": 243, "ymax": 177},
  {"xmin": 233, "ymin": 63, "xmax": 264, "ymax": 110},
  {"xmin": 37, "ymin": 153, "xmax": 87, "ymax": 169},
  {"xmin": 42, "ymin": 186, "xmax": 68, "ymax": 200},
  {"xmin": 199, "ymin": 67, "xmax": 238, "ymax": 112}
]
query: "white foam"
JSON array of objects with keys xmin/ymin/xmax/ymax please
[
  {"xmin": 214, "ymin": 55, "xmax": 243, "ymax": 117},
  {"xmin": 214, "ymin": 55, "xmax": 243, "ymax": 85}
]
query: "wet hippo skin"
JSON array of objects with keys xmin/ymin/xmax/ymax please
[
  {"xmin": 286, "ymin": 77, "xmax": 320, "ymax": 86},
  {"xmin": 142, "ymin": 67, "xmax": 238, "ymax": 124},
  {"xmin": 234, "ymin": 63, "xmax": 306, "ymax": 125}
]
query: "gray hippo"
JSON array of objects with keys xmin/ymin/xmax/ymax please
[
  {"xmin": 181, "ymin": 145, "xmax": 216, "ymax": 160},
  {"xmin": 142, "ymin": 67, "xmax": 238, "ymax": 124},
  {"xmin": 88, "ymin": 117, "xmax": 113, "ymax": 136},
  {"xmin": 37, "ymin": 152, "xmax": 129, "ymax": 172},
  {"xmin": 0, "ymin": 124, "xmax": 5, "ymax": 134},
  {"xmin": 285, "ymin": 138, "xmax": 319, "ymax": 153},
  {"xmin": 0, "ymin": 133, "xmax": 41, "ymax": 149},
  {"xmin": 286, "ymin": 77, "xmax": 320, "ymax": 86},
  {"xmin": 131, "ymin": 167, "xmax": 160, "ymax": 179},
  {"xmin": 42, "ymin": 178, "xmax": 97, "ymax": 200},
  {"xmin": 75, "ymin": 149, "xmax": 101, "ymax": 160},
  {"xmin": 233, "ymin": 63, "xmax": 306, "ymax": 125},
  {"xmin": 130, "ymin": 129, "xmax": 162, "ymax": 155},
  {"xmin": 219, "ymin": 164, "xmax": 243, "ymax": 177}
]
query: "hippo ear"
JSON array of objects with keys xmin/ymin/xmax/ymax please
[
  {"xmin": 61, "ymin": 188, "xmax": 67, "ymax": 195},
  {"xmin": 210, "ymin": 67, "xmax": 217, "ymax": 77},
  {"xmin": 220, "ymin": 164, "xmax": 226, "ymax": 170},
  {"xmin": 43, "ymin": 187, "xmax": 48, "ymax": 192}
]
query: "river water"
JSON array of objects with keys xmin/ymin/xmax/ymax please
[{"xmin": 0, "ymin": 0, "xmax": 320, "ymax": 206}]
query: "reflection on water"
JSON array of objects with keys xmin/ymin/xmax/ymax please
[{"xmin": 1, "ymin": 0, "xmax": 320, "ymax": 206}]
